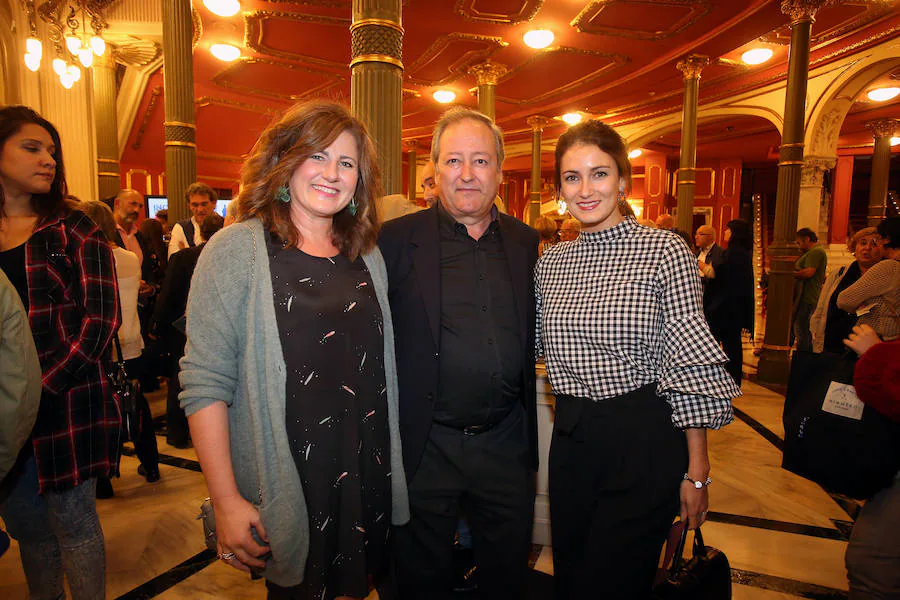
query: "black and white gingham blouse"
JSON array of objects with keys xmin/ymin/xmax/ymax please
[{"xmin": 535, "ymin": 216, "xmax": 739, "ymax": 429}]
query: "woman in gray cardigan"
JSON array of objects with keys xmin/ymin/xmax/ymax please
[{"xmin": 179, "ymin": 101, "xmax": 408, "ymax": 600}]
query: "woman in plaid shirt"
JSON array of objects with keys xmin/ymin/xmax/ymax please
[
  {"xmin": 0, "ymin": 106, "xmax": 121, "ymax": 599},
  {"xmin": 535, "ymin": 119, "xmax": 739, "ymax": 598}
]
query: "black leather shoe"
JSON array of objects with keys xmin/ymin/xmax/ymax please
[
  {"xmin": 452, "ymin": 544, "xmax": 478, "ymax": 593},
  {"xmin": 138, "ymin": 465, "xmax": 161, "ymax": 483}
]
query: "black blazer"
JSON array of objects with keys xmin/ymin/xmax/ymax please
[
  {"xmin": 699, "ymin": 243, "xmax": 727, "ymax": 316},
  {"xmin": 151, "ymin": 243, "xmax": 204, "ymax": 358},
  {"xmin": 378, "ymin": 205, "xmax": 540, "ymax": 478}
]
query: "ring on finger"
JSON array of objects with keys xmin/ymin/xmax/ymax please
[{"xmin": 218, "ymin": 551, "xmax": 236, "ymax": 561}]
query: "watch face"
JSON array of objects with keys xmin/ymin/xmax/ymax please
[{"xmin": 694, "ymin": 481, "xmax": 703, "ymax": 489}]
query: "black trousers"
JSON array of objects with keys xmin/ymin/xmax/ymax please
[
  {"xmin": 166, "ymin": 356, "xmax": 190, "ymax": 445},
  {"xmin": 124, "ymin": 357, "xmax": 159, "ymax": 470},
  {"xmin": 709, "ymin": 318, "xmax": 743, "ymax": 387},
  {"xmin": 393, "ymin": 405, "xmax": 535, "ymax": 600},
  {"xmin": 550, "ymin": 385, "xmax": 687, "ymax": 600}
]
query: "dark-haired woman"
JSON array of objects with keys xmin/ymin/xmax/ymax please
[
  {"xmin": 713, "ymin": 219, "xmax": 756, "ymax": 386},
  {"xmin": 535, "ymin": 119, "xmax": 739, "ymax": 598},
  {"xmin": 0, "ymin": 106, "xmax": 120, "ymax": 599},
  {"xmin": 180, "ymin": 100, "xmax": 408, "ymax": 600}
]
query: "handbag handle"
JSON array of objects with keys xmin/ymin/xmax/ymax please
[
  {"xmin": 112, "ymin": 333, "xmax": 125, "ymax": 368},
  {"xmin": 667, "ymin": 522, "xmax": 708, "ymax": 576}
]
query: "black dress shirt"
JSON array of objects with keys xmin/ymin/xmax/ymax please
[{"xmin": 433, "ymin": 204, "xmax": 523, "ymax": 427}]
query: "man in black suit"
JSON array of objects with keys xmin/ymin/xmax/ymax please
[
  {"xmin": 379, "ymin": 108, "xmax": 539, "ymax": 600},
  {"xmin": 695, "ymin": 224, "xmax": 728, "ymax": 339},
  {"xmin": 151, "ymin": 213, "xmax": 224, "ymax": 448}
]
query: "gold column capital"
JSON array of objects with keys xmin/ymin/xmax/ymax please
[
  {"xmin": 865, "ymin": 118, "xmax": 899, "ymax": 140},
  {"xmin": 404, "ymin": 139, "xmax": 418, "ymax": 152},
  {"xmin": 800, "ymin": 156, "xmax": 835, "ymax": 187},
  {"xmin": 676, "ymin": 54, "xmax": 710, "ymax": 80},
  {"xmin": 468, "ymin": 60, "xmax": 508, "ymax": 86},
  {"xmin": 526, "ymin": 115, "xmax": 554, "ymax": 132},
  {"xmin": 780, "ymin": 0, "xmax": 832, "ymax": 24}
]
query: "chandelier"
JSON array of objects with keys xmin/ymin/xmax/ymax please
[{"xmin": 22, "ymin": 0, "xmax": 116, "ymax": 89}]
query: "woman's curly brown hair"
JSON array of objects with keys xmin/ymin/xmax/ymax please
[{"xmin": 236, "ymin": 100, "xmax": 382, "ymax": 260}]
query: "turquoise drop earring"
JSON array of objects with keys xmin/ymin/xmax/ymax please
[
  {"xmin": 276, "ymin": 185, "xmax": 291, "ymax": 203},
  {"xmin": 348, "ymin": 198, "xmax": 358, "ymax": 217}
]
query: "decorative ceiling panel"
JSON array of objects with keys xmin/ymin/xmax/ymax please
[
  {"xmin": 213, "ymin": 58, "xmax": 346, "ymax": 101},
  {"xmin": 763, "ymin": 1, "xmax": 896, "ymax": 47},
  {"xmin": 244, "ymin": 10, "xmax": 350, "ymax": 69},
  {"xmin": 454, "ymin": 0, "xmax": 543, "ymax": 24},
  {"xmin": 406, "ymin": 33, "xmax": 508, "ymax": 86},
  {"xmin": 495, "ymin": 47, "xmax": 629, "ymax": 105},
  {"xmin": 571, "ymin": 0, "xmax": 711, "ymax": 40}
]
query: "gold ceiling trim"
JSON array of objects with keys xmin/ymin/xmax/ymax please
[
  {"xmin": 132, "ymin": 86, "xmax": 162, "ymax": 151},
  {"xmin": 402, "ymin": 88, "xmax": 421, "ymax": 100},
  {"xmin": 213, "ymin": 57, "xmax": 345, "ymax": 101},
  {"xmin": 195, "ymin": 96, "xmax": 283, "ymax": 116},
  {"xmin": 257, "ymin": 0, "xmax": 351, "ymax": 7},
  {"xmin": 453, "ymin": 0, "xmax": 543, "ymax": 24},
  {"xmin": 571, "ymin": 0, "xmax": 712, "ymax": 40},
  {"xmin": 197, "ymin": 151, "xmax": 245, "ymax": 163},
  {"xmin": 406, "ymin": 33, "xmax": 508, "ymax": 87},
  {"xmin": 191, "ymin": 8, "xmax": 201, "ymax": 49},
  {"xmin": 495, "ymin": 47, "xmax": 630, "ymax": 106},
  {"xmin": 244, "ymin": 10, "xmax": 350, "ymax": 70},
  {"xmin": 762, "ymin": 1, "xmax": 896, "ymax": 47}
]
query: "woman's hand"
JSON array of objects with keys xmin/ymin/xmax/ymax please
[
  {"xmin": 680, "ymin": 479, "xmax": 709, "ymax": 530},
  {"xmin": 844, "ymin": 324, "xmax": 882, "ymax": 356},
  {"xmin": 213, "ymin": 495, "xmax": 270, "ymax": 573}
]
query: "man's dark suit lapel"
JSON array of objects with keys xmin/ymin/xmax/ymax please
[
  {"xmin": 410, "ymin": 207, "xmax": 441, "ymax": 349},
  {"xmin": 499, "ymin": 216, "xmax": 530, "ymax": 347}
]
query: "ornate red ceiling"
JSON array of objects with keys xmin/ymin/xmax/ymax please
[{"xmin": 119, "ymin": 0, "xmax": 900, "ymax": 183}]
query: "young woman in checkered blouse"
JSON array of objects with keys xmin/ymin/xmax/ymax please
[{"xmin": 535, "ymin": 119, "xmax": 741, "ymax": 598}]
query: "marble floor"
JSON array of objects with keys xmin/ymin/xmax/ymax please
[{"xmin": 0, "ymin": 364, "xmax": 857, "ymax": 599}]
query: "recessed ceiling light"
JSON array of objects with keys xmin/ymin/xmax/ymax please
[
  {"xmin": 741, "ymin": 48, "xmax": 773, "ymax": 65},
  {"xmin": 561, "ymin": 112, "xmax": 582, "ymax": 126},
  {"xmin": 867, "ymin": 87, "xmax": 900, "ymax": 102},
  {"xmin": 433, "ymin": 90, "xmax": 456, "ymax": 104},
  {"xmin": 210, "ymin": 43, "xmax": 241, "ymax": 62},
  {"xmin": 891, "ymin": 137, "xmax": 900, "ymax": 147},
  {"xmin": 523, "ymin": 29, "xmax": 554, "ymax": 50},
  {"xmin": 204, "ymin": 0, "xmax": 241, "ymax": 17},
  {"xmin": 628, "ymin": 149, "xmax": 642, "ymax": 159}
]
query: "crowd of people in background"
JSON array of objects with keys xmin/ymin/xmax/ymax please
[{"xmin": 0, "ymin": 98, "xmax": 898, "ymax": 600}]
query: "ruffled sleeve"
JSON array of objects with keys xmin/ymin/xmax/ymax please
[{"xmin": 656, "ymin": 239, "xmax": 739, "ymax": 429}]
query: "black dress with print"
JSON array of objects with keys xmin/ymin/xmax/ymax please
[{"xmin": 266, "ymin": 234, "xmax": 392, "ymax": 600}]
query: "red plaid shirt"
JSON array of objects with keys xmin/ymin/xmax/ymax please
[{"xmin": 26, "ymin": 210, "xmax": 122, "ymax": 493}]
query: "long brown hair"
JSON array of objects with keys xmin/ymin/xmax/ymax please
[
  {"xmin": 0, "ymin": 106, "xmax": 68, "ymax": 221},
  {"xmin": 236, "ymin": 100, "xmax": 382, "ymax": 260}
]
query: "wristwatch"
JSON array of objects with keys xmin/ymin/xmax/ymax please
[{"xmin": 683, "ymin": 473, "xmax": 712, "ymax": 488}]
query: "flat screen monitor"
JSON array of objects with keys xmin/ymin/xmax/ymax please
[{"xmin": 145, "ymin": 196, "xmax": 230, "ymax": 219}]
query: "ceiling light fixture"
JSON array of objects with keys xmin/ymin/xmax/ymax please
[
  {"xmin": 561, "ymin": 112, "xmax": 583, "ymax": 126},
  {"xmin": 203, "ymin": 0, "xmax": 241, "ymax": 17},
  {"xmin": 628, "ymin": 149, "xmax": 642, "ymax": 159},
  {"xmin": 891, "ymin": 137, "xmax": 900, "ymax": 147},
  {"xmin": 433, "ymin": 90, "xmax": 456, "ymax": 104},
  {"xmin": 867, "ymin": 87, "xmax": 900, "ymax": 102},
  {"xmin": 523, "ymin": 29, "xmax": 554, "ymax": 49},
  {"xmin": 741, "ymin": 48, "xmax": 773, "ymax": 65},
  {"xmin": 210, "ymin": 43, "xmax": 241, "ymax": 62}
]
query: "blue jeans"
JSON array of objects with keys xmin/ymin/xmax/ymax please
[{"xmin": 0, "ymin": 451, "xmax": 106, "ymax": 600}]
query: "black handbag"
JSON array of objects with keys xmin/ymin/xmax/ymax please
[
  {"xmin": 782, "ymin": 350, "xmax": 900, "ymax": 499},
  {"xmin": 108, "ymin": 335, "xmax": 142, "ymax": 443},
  {"xmin": 653, "ymin": 522, "xmax": 731, "ymax": 599}
]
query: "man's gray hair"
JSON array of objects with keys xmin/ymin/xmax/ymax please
[{"xmin": 430, "ymin": 107, "xmax": 505, "ymax": 171}]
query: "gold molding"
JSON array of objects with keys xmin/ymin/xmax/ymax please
[
  {"xmin": 213, "ymin": 58, "xmax": 345, "ymax": 101},
  {"xmin": 164, "ymin": 121, "xmax": 196, "ymax": 129},
  {"xmin": 350, "ymin": 54, "xmax": 404, "ymax": 69},
  {"xmin": 132, "ymin": 86, "xmax": 162, "ymax": 151},
  {"xmin": 672, "ymin": 167, "xmax": 715, "ymax": 199},
  {"xmin": 406, "ymin": 33, "xmax": 508, "ymax": 87},
  {"xmin": 197, "ymin": 151, "xmax": 245, "ymax": 163},
  {"xmin": 165, "ymin": 141, "xmax": 197, "ymax": 148},
  {"xmin": 571, "ymin": 0, "xmax": 712, "ymax": 40},
  {"xmin": 496, "ymin": 47, "xmax": 630, "ymax": 106},
  {"xmin": 158, "ymin": 173, "xmax": 165, "ymax": 195},
  {"xmin": 97, "ymin": 171, "xmax": 121, "ymax": 178},
  {"xmin": 97, "ymin": 158, "xmax": 119, "ymax": 165},
  {"xmin": 126, "ymin": 169, "xmax": 153, "ymax": 193},
  {"xmin": 191, "ymin": 8, "xmax": 202, "ymax": 49},
  {"xmin": 244, "ymin": 10, "xmax": 350, "ymax": 70},
  {"xmin": 195, "ymin": 96, "xmax": 282, "ymax": 116},
  {"xmin": 454, "ymin": 0, "xmax": 543, "ymax": 24},
  {"xmin": 721, "ymin": 166, "xmax": 738, "ymax": 197},
  {"xmin": 648, "ymin": 164, "xmax": 663, "ymax": 197}
]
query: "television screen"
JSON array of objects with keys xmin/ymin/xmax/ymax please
[{"xmin": 145, "ymin": 196, "xmax": 231, "ymax": 219}]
